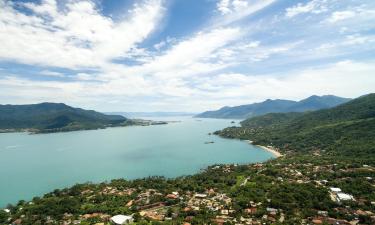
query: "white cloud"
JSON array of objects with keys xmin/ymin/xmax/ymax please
[
  {"xmin": 219, "ymin": 40, "xmax": 304, "ymax": 63},
  {"xmin": 191, "ymin": 60, "xmax": 375, "ymax": 109},
  {"xmin": 217, "ymin": 0, "xmax": 249, "ymax": 15},
  {"xmin": 146, "ymin": 28, "xmax": 241, "ymax": 77},
  {"xmin": 40, "ymin": 70, "xmax": 66, "ymax": 78},
  {"xmin": 0, "ymin": 0, "xmax": 374, "ymax": 112},
  {"xmin": 110, "ymin": 27, "xmax": 243, "ymax": 81},
  {"xmin": 328, "ymin": 10, "xmax": 356, "ymax": 23},
  {"xmin": 326, "ymin": 7, "xmax": 375, "ymax": 24},
  {"xmin": 215, "ymin": 0, "xmax": 276, "ymax": 26},
  {"xmin": 76, "ymin": 73, "xmax": 96, "ymax": 81},
  {"xmin": 244, "ymin": 41, "xmax": 260, "ymax": 48},
  {"xmin": 286, "ymin": 0, "xmax": 328, "ymax": 18},
  {"xmin": 0, "ymin": 0, "xmax": 164, "ymax": 68},
  {"xmin": 1, "ymin": 60, "xmax": 374, "ymax": 111},
  {"xmin": 314, "ymin": 34, "xmax": 375, "ymax": 52},
  {"xmin": 217, "ymin": 0, "xmax": 232, "ymax": 15},
  {"xmin": 153, "ymin": 37, "xmax": 176, "ymax": 51}
]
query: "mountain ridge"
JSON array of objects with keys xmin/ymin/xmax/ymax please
[{"xmin": 195, "ymin": 95, "xmax": 351, "ymax": 119}]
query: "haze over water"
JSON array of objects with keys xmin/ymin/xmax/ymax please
[{"xmin": 0, "ymin": 117, "xmax": 274, "ymax": 207}]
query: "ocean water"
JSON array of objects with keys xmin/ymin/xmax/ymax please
[{"xmin": 0, "ymin": 117, "xmax": 274, "ymax": 207}]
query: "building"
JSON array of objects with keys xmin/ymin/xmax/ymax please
[
  {"xmin": 329, "ymin": 187, "xmax": 342, "ymax": 193},
  {"xmin": 110, "ymin": 215, "xmax": 134, "ymax": 225},
  {"xmin": 194, "ymin": 193, "xmax": 207, "ymax": 198},
  {"xmin": 329, "ymin": 187, "xmax": 355, "ymax": 203},
  {"xmin": 337, "ymin": 193, "xmax": 355, "ymax": 202}
]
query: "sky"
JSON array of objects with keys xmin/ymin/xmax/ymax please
[{"xmin": 0, "ymin": 0, "xmax": 374, "ymax": 112}]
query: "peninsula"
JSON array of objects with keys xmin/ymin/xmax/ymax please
[{"xmin": 0, "ymin": 103, "xmax": 168, "ymax": 134}]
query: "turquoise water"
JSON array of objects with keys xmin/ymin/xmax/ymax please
[{"xmin": 0, "ymin": 118, "xmax": 274, "ymax": 207}]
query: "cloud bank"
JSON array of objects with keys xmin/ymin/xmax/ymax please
[{"xmin": 0, "ymin": 0, "xmax": 374, "ymax": 112}]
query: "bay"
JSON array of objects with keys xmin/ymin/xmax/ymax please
[{"xmin": 0, "ymin": 117, "xmax": 274, "ymax": 207}]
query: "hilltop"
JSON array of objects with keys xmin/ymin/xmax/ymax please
[
  {"xmin": 0, "ymin": 103, "xmax": 127, "ymax": 133},
  {"xmin": 195, "ymin": 95, "xmax": 351, "ymax": 119}
]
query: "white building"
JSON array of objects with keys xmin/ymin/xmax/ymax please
[
  {"xmin": 337, "ymin": 193, "xmax": 355, "ymax": 202},
  {"xmin": 330, "ymin": 187, "xmax": 342, "ymax": 193},
  {"xmin": 110, "ymin": 215, "xmax": 134, "ymax": 225},
  {"xmin": 195, "ymin": 193, "xmax": 207, "ymax": 198},
  {"xmin": 329, "ymin": 187, "xmax": 355, "ymax": 203}
]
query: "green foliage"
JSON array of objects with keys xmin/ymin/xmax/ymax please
[
  {"xmin": 268, "ymin": 183, "xmax": 332, "ymax": 214},
  {"xmin": 0, "ymin": 102, "xmax": 127, "ymax": 132},
  {"xmin": 216, "ymin": 94, "xmax": 375, "ymax": 158},
  {"xmin": 0, "ymin": 210, "xmax": 8, "ymax": 223}
]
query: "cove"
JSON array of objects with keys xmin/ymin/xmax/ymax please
[{"xmin": 0, "ymin": 117, "xmax": 274, "ymax": 207}]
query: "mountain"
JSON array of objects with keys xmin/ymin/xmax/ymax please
[
  {"xmin": 0, "ymin": 103, "xmax": 127, "ymax": 133},
  {"xmin": 286, "ymin": 95, "xmax": 352, "ymax": 112},
  {"xmin": 196, "ymin": 99, "xmax": 296, "ymax": 119},
  {"xmin": 215, "ymin": 93, "xmax": 375, "ymax": 156},
  {"xmin": 195, "ymin": 95, "xmax": 351, "ymax": 119}
]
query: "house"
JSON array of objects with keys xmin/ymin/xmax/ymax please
[
  {"xmin": 244, "ymin": 207, "xmax": 257, "ymax": 214},
  {"xmin": 337, "ymin": 193, "xmax": 355, "ymax": 202},
  {"xmin": 266, "ymin": 207, "xmax": 278, "ymax": 213},
  {"xmin": 110, "ymin": 215, "xmax": 134, "ymax": 225},
  {"xmin": 312, "ymin": 218, "xmax": 323, "ymax": 224},
  {"xmin": 329, "ymin": 187, "xmax": 355, "ymax": 203},
  {"xmin": 330, "ymin": 187, "xmax": 342, "ymax": 193},
  {"xmin": 221, "ymin": 209, "xmax": 229, "ymax": 215},
  {"xmin": 194, "ymin": 193, "xmax": 207, "ymax": 198},
  {"xmin": 317, "ymin": 210, "xmax": 328, "ymax": 216},
  {"xmin": 166, "ymin": 193, "xmax": 178, "ymax": 199}
]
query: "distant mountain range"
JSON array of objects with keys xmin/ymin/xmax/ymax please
[
  {"xmin": 195, "ymin": 95, "xmax": 351, "ymax": 119},
  {"xmin": 0, "ymin": 103, "xmax": 127, "ymax": 133},
  {"xmin": 106, "ymin": 111, "xmax": 196, "ymax": 118}
]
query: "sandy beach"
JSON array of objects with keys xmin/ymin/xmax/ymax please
[
  {"xmin": 256, "ymin": 145, "xmax": 283, "ymax": 158},
  {"xmin": 245, "ymin": 140, "xmax": 282, "ymax": 158}
]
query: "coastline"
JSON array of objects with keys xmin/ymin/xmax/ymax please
[
  {"xmin": 245, "ymin": 140, "xmax": 282, "ymax": 158},
  {"xmin": 256, "ymin": 145, "xmax": 283, "ymax": 158}
]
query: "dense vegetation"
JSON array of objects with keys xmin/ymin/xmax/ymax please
[
  {"xmin": 216, "ymin": 94, "xmax": 375, "ymax": 157},
  {"xmin": 195, "ymin": 95, "xmax": 350, "ymax": 119},
  {"xmin": 0, "ymin": 103, "xmax": 127, "ymax": 133}
]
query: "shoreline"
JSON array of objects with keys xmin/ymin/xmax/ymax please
[
  {"xmin": 244, "ymin": 140, "xmax": 282, "ymax": 158},
  {"xmin": 257, "ymin": 145, "xmax": 283, "ymax": 158}
]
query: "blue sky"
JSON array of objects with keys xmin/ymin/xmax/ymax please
[{"xmin": 0, "ymin": 0, "xmax": 374, "ymax": 112}]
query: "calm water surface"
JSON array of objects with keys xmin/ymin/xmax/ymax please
[{"xmin": 0, "ymin": 117, "xmax": 274, "ymax": 207}]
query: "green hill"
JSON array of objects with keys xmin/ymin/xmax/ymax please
[
  {"xmin": 215, "ymin": 94, "xmax": 375, "ymax": 157},
  {"xmin": 195, "ymin": 95, "xmax": 351, "ymax": 119},
  {"xmin": 0, "ymin": 103, "xmax": 127, "ymax": 133}
]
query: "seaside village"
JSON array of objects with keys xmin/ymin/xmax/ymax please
[{"xmin": 4, "ymin": 151, "xmax": 375, "ymax": 225}]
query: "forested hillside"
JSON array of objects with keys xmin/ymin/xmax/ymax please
[
  {"xmin": 0, "ymin": 103, "xmax": 127, "ymax": 133},
  {"xmin": 215, "ymin": 94, "xmax": 375, "ymax": 157}
]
